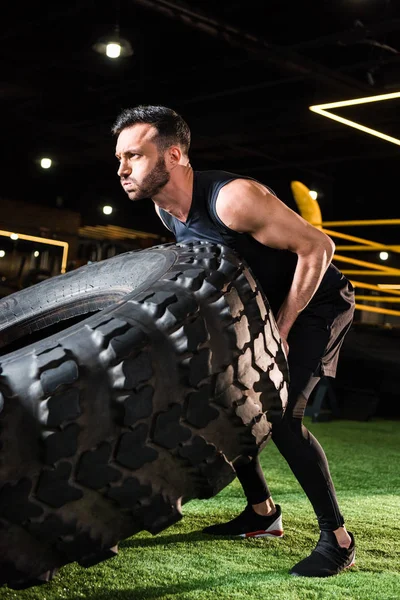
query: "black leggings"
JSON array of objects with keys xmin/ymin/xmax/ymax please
[
  {"xmin": 235, "ymin": 376, "xmax": 344, "ymax": 531},
  {"xmin": 236, "ymin": 282, "xmax": 355, "ymax": 532}
]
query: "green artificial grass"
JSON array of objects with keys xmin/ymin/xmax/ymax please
[{"xmin": 1, "ymin": 418, "xmax": 399, "ymax": 600}]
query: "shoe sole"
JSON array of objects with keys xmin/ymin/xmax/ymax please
[
  {"xmin": 346, "ymin": 551, "xmax": 356, "ymax": 570},
  {"xmin": 203, "ymin": 512, "xmax": 284, "ymax": 538},
  {"xmin": 291, "ymin": 553, "xmax": 356, "ymax": 577},
  {"xmin": 237, "ymin": 529, "xmax": 284, "ymax": 539}
]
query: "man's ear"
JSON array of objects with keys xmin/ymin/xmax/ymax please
[{"xmin": 166, "ymin": 145, "xmax": 182, "ymax": 167}]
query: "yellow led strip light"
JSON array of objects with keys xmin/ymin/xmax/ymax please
[
  {"xmin": 309, "ymin": 91, "xmax": 400, "ymax": 146},
  {"xmin": 0, "ymin": 229, "xmax": 69, "ymax": 274},
  {"xmin": 291, "ymin": 180, "xmax": 400, "ymax": 315}
]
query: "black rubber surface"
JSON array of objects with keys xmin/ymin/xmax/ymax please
[{"xmin": 0, "ymin": 241, "xmax": 288, "ymax": 589}]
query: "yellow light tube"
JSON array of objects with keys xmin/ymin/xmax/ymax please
[
  {"xmin": 322, "ymin": 228, "xmax": 400, "ymax": 253},
  {"xmin": 333, "ymin": 253, "xmax": 400, "ymax": 274},
  {"xmin": 322, "ymin": 228, "xmax": 386, "ymax": 246},
  {"xmin": 312, "ymin": 91, "xmax": 400, "ymax": 110},
  {"xmin": 355, "ymin": 303, "xmax": 400, "ymax": 317},
  {"xmin": 335, "ymin": 245, "xmax": 400, "ymax": 252},
  {"xmin": 378, "ymin": 284, "xmax": 400, "ymax": 290},
  {"xmin": 322, "ymin": 219, "xmax": 400, "ymax": 227},
  {"xmin": 355, "ymin": 296, "xmax": 400, "ymax": 303},
  {"xmin": 342, "ymin": 270, "xmax": 400, "ymax": 276},
  {"xmin": 0, "ymin": 229, "xmax": 69, "ymax": 274},
  {"xmin": 351, "ymin": 281, "xmax": 400, "ymax": 295},
  {"xmin": 310, "ymin": 91, "xmax": 400, "ymax": 147}
]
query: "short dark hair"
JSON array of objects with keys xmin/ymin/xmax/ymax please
[{"xmin": 111, "ymin": 105, "xmax": 191, "ymax": 155}]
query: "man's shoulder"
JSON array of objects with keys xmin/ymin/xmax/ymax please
[
  {"xmin": 196, "ymin": 170, "xmax": 259, "ymax": 198},
  {"xmin": 196, "ymin": 171, "xmax": 276, "ymax": 198},
  {"xmin": 196, "ymin": 169, "xmax": 244, "ymax": 183}
]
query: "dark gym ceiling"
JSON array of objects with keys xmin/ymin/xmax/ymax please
[{"xmin": 2, "ymin": 0, "xmax": 400, "ymax": 235}]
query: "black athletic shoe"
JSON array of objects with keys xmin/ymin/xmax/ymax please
[
  {"xmin": 290, "ymin": 531, "xmax": 356, "ymax": 577},
  {"xmin": 202, "ymin": 504, "xmax": 284, "ymax": 538}
]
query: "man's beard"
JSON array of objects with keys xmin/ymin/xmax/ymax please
[{"xmin": 126, "ymin": 156, "xmax": 170, "ymax": 200}]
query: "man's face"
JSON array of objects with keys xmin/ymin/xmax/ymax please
[{"xmin": 115, "ymin": 123, "xmax": 170, "ymax": 201}]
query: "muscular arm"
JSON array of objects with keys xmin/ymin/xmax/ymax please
[{"xmin": 216, "ymin": 179, "xmax": 335, "ymax": 346}]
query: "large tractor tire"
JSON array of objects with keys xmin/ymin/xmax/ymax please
[{"xmin": 0, "ymin": 241, "xmax": 288, "ymax": 589}]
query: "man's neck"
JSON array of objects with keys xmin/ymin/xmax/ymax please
[{"xmin": 153, "ymin": 165, "xmax": 194, "ymax": 222}]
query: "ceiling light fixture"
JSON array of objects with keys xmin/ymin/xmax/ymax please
[
  {"xmin": 93, "ymin": 26, "xmax": 133, "ymax": 58},
  {"xmin": 40, "ymin": 157, "xmax": 52, "ymax": 169},
  {"xmin": 92, "ymin": 1, "xmax": 133, "ymax": 59},
  {"xmin": 309, "ymin": 91, "xmax": 400, "ymax": 146}
]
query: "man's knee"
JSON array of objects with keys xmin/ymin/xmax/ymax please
[{"xmin": 271, "ymin": 396, "xmax": 307, "ymax": 443}]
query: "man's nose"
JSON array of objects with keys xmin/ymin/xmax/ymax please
[{"xmin": 117, "ymin": 159, "xmax": 130, "ymax": 177}]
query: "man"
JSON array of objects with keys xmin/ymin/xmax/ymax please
[{"xmin": 112, "ymin": 105, "xmax": 356, "ymax": 577}]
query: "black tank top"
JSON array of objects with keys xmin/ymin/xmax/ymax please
[{"xmin": 159, "ymin": 170, "xmax": 344, "ymax": 315}]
